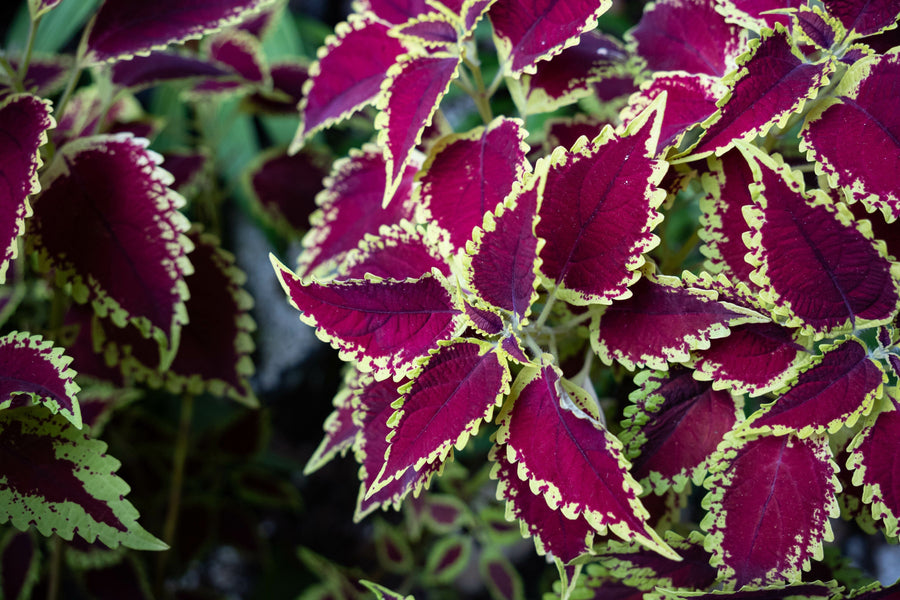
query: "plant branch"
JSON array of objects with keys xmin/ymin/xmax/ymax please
[{"xmin": 18, "ymin": 15, "xmax": 42, "ymax": 82}]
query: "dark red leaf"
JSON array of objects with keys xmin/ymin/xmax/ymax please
[
  {"xmin": 110, "ymin": 51, "xmax": 234, "ymax": 89},
  {"xmin": 247, "ymin": 147, "xmax": 329, "ymax": 236},
  {"xmin": 848, "ymin": 408, "xmax": 900, "ymax": 538},
  {"xmin": 822, "ymin": 0, "xmax": 900, "ymax": 37}
]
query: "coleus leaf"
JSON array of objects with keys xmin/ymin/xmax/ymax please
[
  {"xmin": 592, "ymin": 272, "xmax": 765, "ymax": 371},
  {"xmin": 371, "ymin": 339, "xmax": 509, "ymax": 494},
  {"xmin": 740, "ymin": 337, "xmax": 885, "ymax": 438},
  {"xmin": 292, "ymin": 15, "xmax": 407, "ymax": 148},
  {"xmin": 272, "ymin": 259, "xmax": 463, "ymax": 380},
  {"xmin": 489, "ymin": 0, "xmax": 613, "ymax": 76},
  {"xmin": 848, "ymin": 405, "xmax": 900, "ymax": 538},
  {"xmin": 0, "ymin": 530, "xmax": 40, "ymax": 600},
  {"xmin": 654, "ymin": 582, "xmax": 837, "ymax": 599},
  {"xmin": 245, "ymin": 62, "xmax": 310, "ymax": 114},
  {"xmin": 109, "ymin": 51, "xmax": 235, "ymax": 90},
  {"xmin": 688, "ymin": 26, "xmax": 835, "ymax": 159},
  {"xmin": 0, "ymin": 332, "xmax": 82, "ymax": 429},
  {"xmin": 479, "ymin": 549, "xmax": 525, "ymax": 600},
  {"xmin": 739, "ymin": 143, "xmax": 900, "ymax": 335},
  {"xmin": 465, "ymin": 176, "xmax": 541, "ymax": 324},
  {"xmin": 628, "ymin": 0, "xmax": 746, "ymax": 78},
  {"xmin": 204, "ymin": 29, "xmax": 270, "ymax": 86},
  {"xmin": 354, "ymin": 0, "xmax": 435, "ymax": 24},
  {"xmin": 0, "ymin": 404, "xmax": 166, "ymax": 550},
  {"xmin": 80, "ymin": 0, "xmax": 273, "ymax": 64},
  {"xmin": 793, "ymin": 5, "xmax": 844, "ymax": 51},
  {"xmin": 305, "ymin": 378, "xmax": 357, "ymax": 474},
  {"xmin": 801, "ymin": 50, "xmax": 900, "ymax": 223},
  {"xmin": 701, "ymin": 433, "xmax": 839, "ymax": 589},
  {"xmin": 490, "ymin": 444, "xmax": 597, "ymax": 562},
  {"xmin": 339, "ymin": 222, "xmax": 451, "ymax": 280},
  {"xmin": 822, "ymin": 0, "xmax": 900, "ymax": 38},
  {"xmin": 360, "ymin": 580, "xmax": 414, "ymax": 600},
  {"xmin": 162, "ymin": 150, "xmax": 209, "ymax": 197},
  {"xmin": 375, "ymin": 52, "xmax": 462, "ymax": 200},
  {"xmin": 298, "ymin": 145, "xmax": 418, "ymax": 278},
  {"xmin": 391, "ymin": 13, "xmax": 461, "ymax": 48},
  {"xmin": 543, "ymin": 115, "xmax": 611, "ymax": 153},
  {"xmin": 1, "ymin": 55, "xmax": 74, "ymax": 100},
  {"xmin": 535, "ymin": 98, "xmax": 667, "ymax": 306},
  {"xmin": 0, "ymin": 93, "xmax": 54, "ymax": 284},
  {"xmin": 424, "ymin": 535, "xmax": 472, "ymax": 584},
  {"xmin": 28, "ymin": 134, "xmax": 193, "ymax": 365},
  {"xmin": 620, "ymin": 368, "xmax": 744, "ymax": 494},
  {"xmin": 496, "ymin": 358, "xmax": 676, "ymax": 558},
  {"xmin": 419, "ymin": 117, "xmax": 529, "ymax": 251},
  {"xmin": 716, "ymin": 0, "xmax": 804, "ymax": 32}
]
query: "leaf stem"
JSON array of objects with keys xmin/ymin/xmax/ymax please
[
  {"xmin": 534, "ymin": 291, "xmax": 558, "ymax": 331},
  {"xmin": 0, "ymin": 55, "xmax": 24, "ymax": 93},
  {"xmin": 46, "ymin": 535, "xmax": 62, "ymax": 600},
  {"xmin": 462, "ymin": 55, "xmax": 493, "ymax": 125},
  {"xmin": 660, "ymin": 228, "xmax": 701, "ymax": 274},
  {"xmin": 18, "ymin": 15, "xmax": 43, "ymax": 82},
  {"xmin": 54, "ymin": 63, "xmax": 83, "ymax": 129}
]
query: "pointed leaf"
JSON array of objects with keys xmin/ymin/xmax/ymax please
[
  {"xmin": 419, "ymin": 117, "xmax": 528, "ymax": 251},
  {"xmin": 496, "ymin": 359, "xmax": 675, "ymax": 557},
  {"xmin": 81, "ymin": 0, "xmax": 273, "ymax": 64},
  {"xmin": 822, "ymin": 0, "xmax": 900, "ymax": 37},
  {"xmin": 0, "ymin": 332, "xmax": 82, "ymax": 429},
  {"xmin": 628, "ymin": 0, "xmax": 746, "ymax": 77},
  {"xmin": 717, "ymin": 0, "xmax": 805, "ymax": 31},
  {"xmin": 690, "ymin": 27, "xmax": 835, "ymax": 158},
  {"xmin": 848, "ymin": 407, "xmax": 900, "ymax": 538},
  {"xmin": 801, "ymin": 50, "xmax": 900, "ymax": 222},
  {"xmin": 340, "ymin": 223, "xmax": 451, "ymax": 280},
  {"xmin": 29, "ymin": 135, "xmax": 193, "ymax": 364},
  {"xmin": 0, "ymin": 94, "xmax": 54, "ymax": 284},
  {"xmin": 479, "ymin": 550, "xmax": 524, "ymax": 600},
  {"xmin": 109, "ymin": 51, "xmax": 234, "ymax": 90},
  {"xmin": 536, "ymin": 99, "xmax": 667, "ymax": 306},
  {"xmin": 741, "ymin": 337, "xmax": 885, "ymax": 437},
  {"xmin": 205, "ymin": 29, "xmax": 270, "ymax": 85},
  {"xmin": 305, "ymin": 376, "xmax": 359, "ymax": 475},
  {"xmin": 373, "ymin": 340, "xmax": 509, "ymax": 491},
  {"xmin": 424, "ymin": 535, "xmax": 472, "ymax": 583},
  {"xmin": 489, "ymin": 0, "xmax": 613, "ymax": 76},
  {"xmin": 376, "ymin": 52, "xmax": 461, "ymax": 198},
  {"xmin": 621, "ymin": 368, "xmax": 743, "ymax": 493},
  {"xmin": 593, "ymin": 273, "xmax": 764, "ymax": 371},
  {"xmin": 356, "ymin": 0, "xmax": 435, "ymax": 24},
  {"xmin": 740, "ymin": 143, "xmax": 900, "ymax": 335},
  {"xmin": 0, "ymin": 405, "xmax": 166, "ymax": 550},
  {"xmin": 391, "ymin": 13, "xmax": 461, "ymax": 48},
  {"xmin": 701, "ymin": 433, "xmax": 839, "ymax": 589},
  {"xmin": 599, "ymin": 531, "xmax": 719, "ymax": 592},
  {"xmin": 272, "ymin": 258, "xmax": 462, "ymax": 379},
  {"xmin": 2, "ymin": 55, "xmax": 74, "ymax": 100}
]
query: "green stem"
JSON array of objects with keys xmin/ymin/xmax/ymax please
[
  {"xmin": 533, "ymin": 290, "xmax": 558, "ymax": 331},
  {"xmin": 660, "ymin": 228, "xmax": 701, "ymax": 274},
  {"xmin": 462, "ymin": 55, "xmax": 493, "ymax": 125},
  {"xmin": 46, "ymin": 535, "xmax": 62, "ymax": 600},
  {"xmin": 54, "ymin": 63, "xmax": 82, "ymax": 127},
  {"xmin": 0, "ymin": 55, "xmax": 24, "ymax": 93},
  {"xmin": 18, "ymin": 15, "xmax": 42, "ymax": 82}
]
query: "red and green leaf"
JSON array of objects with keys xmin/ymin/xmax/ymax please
[
  {"xmin": 81, "ymin": 0, "xmax": 272, "ymax": 64},
  {"xmin": 716, "ymin": 0, "xmax": 804, "ymax": 32},
  {"xmin": 701, "ymin": 433, "xmax": 839, "ymax": 589},
  {"xmin": 496, "ymin": 359, "xmax": 676, "ymax": 558},
  {"xmin": 740, "ymin": 338, "xmax": 885, "ymax": 438},
  {"xmin": 740, "ymin": 143, "xmax": 900, "ymax": 335},
  {"xmin": 801, "ymin": 50, "xmax": 900, "ymax": 222},
  {"xmin": 272, "ymin": 258, "xmax": 462, "ymax": 379},
  {"xmin": 848, "ymin": 406, "xmax": 900, "ymax": 538},
  {"xmin": 0, "ymin": 93, "xmax": 54, "ymax": 283},
  {"xmin": 822, "ymin": 0, "xmax": 900, "ymax": 38},
  {"xmin": 371, "ymin": 340, "xmax": 509, "ymax": 493},
  {"xmin": 339, "ymin": 223, "xmax": 452, "ymax": 281},
  {"xmin": 536, "ymin": 98, "xmax": 667, "ymax": 306},
  {"xmin": 621, "ymin": 368, "xmax": 743, "ymax": 493},
  {"xmin": 424, "ymin": 535, "xmax": 472, "ymax": 583},
  {"xmin": 305, "ymin": 373, "xmax": 361, "ymax": 475},
  {"xmin": 205, "ymin": 29, "xmax": 270, "ymax": 86},
  {"xmin": 109, "ymin": 51, "xmax": 235, "ymax": 90},
  {"xmin": 29, "ymin": 134, "xmax": 192, "ymax": 365},
  {"xmin": 0, "ymin": 404, "xmax": 166, "ymax": 550}
]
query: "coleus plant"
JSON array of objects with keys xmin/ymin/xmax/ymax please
[{"xmin": 275, "ymin": 0, "xmax": 900, "ymax": 597}]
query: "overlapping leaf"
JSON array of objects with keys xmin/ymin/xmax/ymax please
[
  {"xmin": 740, "ymin": 143, "xmax": 900, "ymax": 335},
  {"xmin": 496, "ymin": 359, "xmax": 676, "ymax": 558},
  {"xmin": 0, "ymin": 94, "xmax": 54, "ymax": 283},
  {"xmin": 28, "ymin": 134, "xmax": 193, "ymax": 365},
  {"xmin": 489, "ymin": 0, "xmax": 612, "ymax": 76},
  {"xmin": 419, "ymin": 117, "xmax": 528, "ymax": 251},
  {"xmin": 740, "ymin": 338, "xmax": 885, "ymax": 437},
  {"xmin": 304, "ymin": 374, "xmax": 360, "ymax": 475},
  {"xmin": 354, "ymin": 0, "xmax": 434, "ymax": 24},
  {"xmin": 689, "ymin": 26, "xmax": 835, "ymax": 158},
  {"xmin": 716, "ymin": 0, "xmax": 804, "ymax": 31},
  {"xmin": 621, "ymin": 368, "xmax": 743, "ymax": 493},
  {"xmin": 204, "ymin": 29, "xmax": 270, "ymax": 86},
  {"xmin": 372, "ymin": 340, "xmax": 509, "ymax": 493},
  {"xmin": 110, "ymin": 51, "xmax": 235, "ymax": 90},
  {"xmin": 848, "ymin": 405, "xmax": 900, "ymax": 538},
  {"xmin": 340, "ymin": 223, "xmax": 452, "ymax": 280},
  {"xmin": 701, "ymin": 433, "xmax": 839, "ymax": 589},
  {"xmin": 272, "ymin": 258, "xmax": 462, "ymax": 379},
  {"xmin": 81, "ymin": 0, "xmax": 273, "ymax": 64},
  {"xmin": 822, "ymin": 0, "xmax": 900, "ymax": 38},
  {"xmin": 536, "ymin": 99, "xmax": 667, "ymax": 306},
  {"xmin": 801, "ymin": 51, "xmax": 900, "ymax": 222},
  {"xmin": 0, "ymin": 404, "xmax": 166, "ymax": 550}
]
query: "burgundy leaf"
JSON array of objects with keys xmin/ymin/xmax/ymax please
[
  {"xmin": 419, "ymin": 117, "xmax": 528, "ymax": 251},
  {"xmin": 0, "ymin": 332, "xmax": 81, "ymax": 429},
  {"xmin": 272, "ymin": 259, "xmax": 462, "ymax": 379},
  {"xmin": 593, "ymin": 274, "xmax": 762, "ymax": 371},
  {"xmin": 0, "ymin": 530, "xmax": 39, "ymax": 600},
  {"xmin": 391, "ymin": 14, "xmax": 460, "ymax": 48},
  {"xmin": 544, "ymin": 115, "xmax": 610, "ymax": 153},
  {"xmin": 599, "ymin": 532, "xmax": 719, "ymax": 593},
  {"xmin": 466, "ymin": 180, "xmax": 540, "ymax": 323},
  {"xmin": 628, "ymin": 0, "xmax": 746, "ymax": 77},
  {"xmin": 464, "ymin": 303, "xmax": 505, "ymax": 335},
  {"xmin": 376, "ymin": 52, "xmax": 461, "ymax": 197},
  {"xmin": 247, "ymin": 146, "xmax": 329, "ymax": 236},
  {"xmin": 161, "ymin": 150, "xmax": 208, "ymax": 196},
  {"xmin": 653, "ymin": 582, "xmax": 837, "ymax": 599},
  {"xmin": 801, "ymin": 51, "xmax": 900, "ymax": 222},
  {"xmin": 690, "ymin": 27, "xmax": 835, "ymax": 158},
  {"xmin": 424, "ymin": 536, "xmax": 472, "ymax": 583},
  {"xmin": 110, "ymin": 51, "xmax": 234, "ymax": 90},
  {"xmin": 245, "ymin": 62, "xmax": 309, "ymax": 113},
  {"xmin": 702, "ymin": 433, "xmax": 839, "ymax": 588},
  {"xmin": 740, "ymin": 143, "xmax": 900, "ymax": 334},
  {"xmin": 306, "ymin": 381, "xmax": 358, "ymax": 475},
  {"xmin": 536, "ymin": 99, "xmax": 666, "ymax": 306},
  {"xmin": 848, "ymin": 407, "xmax": 900, "ymax": 537},
  {"xmin": 298, "ymin": 145, "xmax": 418, "ymax": 277},
  {"xmin": 356, "ymin": 0, "xmax": 435, "ymax": 24},
  {"xmin": 82, "ymin": 0, "xmax": 272, "ymax": 64},
  {"xmin": 743, "ymin": 338, "xmax": 885, "ymax": 437},
  {"xmin": 294, "ymin": 16, "xmax": 406, "ymax": 145},
  {"xmin": 0, "ymin": 94, "xmax": 53, "ymax": 283},
  {"xmin": 339, "ymin": 223, "xmax": 451, "ymax": 280},
  {"xmin": 491, "ymin": 444, "xmax": 595, "ymax": 561},
  {"xmin": 497, "ymin": 360, "xmax": 675, "ymax": 557},
  {"xmin": 205, "ymin": 29, "xmax": 269, "ymax": 85},
  {"xmin": 480, "ymin": 551, "xmax": 524, "ymax": 600},
  {"xmin": 372, "ymin": 340, "xmax": 509, "ymax": 492},
  {"xmin": 794, "ymin": 6, "xmax": 842, "ymax": 50},
  {"xmin": 621, "ymin": 368, "xmax": 743, "ymax": 493},
  {"xmin": 489, "ymin": 0, "xmax": 613, "ymax": 76},
  {"xmin": 822, "ymin": 0, "xmax": 900, "ymax": 37},
  {"xmin": 29, "ymin": 135, "xmax": 192, "ymax": 364},
  {"xmin": 2, "ymin": 56, "xmax": 73, "ymax": 99},
  {"xmin": 717, "ymin": 0, "xmax": 804, "ymax": 31}
]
